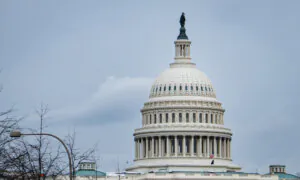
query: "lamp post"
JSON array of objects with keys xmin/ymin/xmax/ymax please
[{"xmin": 10, "ymin": 130, "xmax": 73, "ymax": 180}]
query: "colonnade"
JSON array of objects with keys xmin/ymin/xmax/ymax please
[
  {"xmin": 134, "ymin": 135, "xmax": 231, "ymax": 160},
  {"xmin": 143, "ymin": 111, "xmax": 224, "ymax": 125}
]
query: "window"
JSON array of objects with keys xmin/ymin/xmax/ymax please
[
  {"xmin": 179, "ymin": 113, "xmax": 182, "ymax": 122},
  {"xmin": 205, "ymin": 87, "xmax": 207, "ymax": 91},
  {"xmin": 164, "ymin": 86, "xmax": 166, "ymax": 91},
  {"xmin": 174, "ymin": 85, "xmax": 176, "ymax": 91},
  {"xmin": 205, "ymin": 114, "xmax": 208, "ymax": 123},
  {"xmin": 211, "ymin": 114, "xmax": 213, "ymax": 123},
  {"xmin": 172, "ymin": 113, "xmax": 175, "ymax": 123},
  {"xmin": 166, "ymin": 113, "xmax": 169, "ymax": 123},
  {"xmin": 159, "ymin": 114, "xmax": 162, "ymax": 123},
  {"xmin": 186, "ymin": 113, "xmax": 189, "ymax": 122},
  {"xmin": 215, "ymin": 114, "xmax": 217, "ymax": 124},
  {"xmin": 191, "ymin": 86, "xmax": 193, "ymax": 91},
  {"xmin": 201, "ymin": 86, "xmax": 203, "ymax": 91},
  {"xmin": 159, "ymin": 87, "xmax": 161, "ymax": 92},
  {"xmin": 185, "ymin": 85, "xmax": 188, "ymax": 91},
  {"xmin": 150, "ymin": 114, "xmax": 152, "ymax": 124},
  {"xmin": 180, "ymin": 85, "xmax": 182, "ymax": 91},
  {"xmin": 156, "ymin": 87, "xmax": 158, "ymax": 92},
  {"xmin": 196, "ymin": 86, "xmax": 199, "ymax": 91},
  {"xmin": 193, "ymin": 113, "xmax": 196, "ymax": 122},
  {"xmin": 154, "ymin": 114, "xmax": 157, "ymax": 124},
  {"xmin": 199, "ymin": 113, "xmax": 202, "ymax": 123},
  {"xmin": 169, "ymin": 86, "xmax": 171, "ymax": 91}
]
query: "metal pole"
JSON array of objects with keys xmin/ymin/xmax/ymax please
[{"xmin": 21, "ymin": 133, "xmax": 73, "ymax": 180}]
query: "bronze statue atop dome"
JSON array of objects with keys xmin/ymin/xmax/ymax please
[
  {"xmin": 180, "ymin": 12, "xmax": 185, "ymax": 27},
  {"xmin": 177, "ymin": 12, "xmax": 188, "ymax": 40}
]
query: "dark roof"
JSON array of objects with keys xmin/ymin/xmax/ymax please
[{"xmin": 266, "ymin": 173, "xmax": 300, "ymax": 179}]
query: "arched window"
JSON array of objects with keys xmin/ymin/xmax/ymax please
[
  {"xmin": 193, "ymin": 113, "xmax": 196, "ymax": 122},
  {"xmin": 180, "ymin": 85, "xmax": 182, "ymax": 91},
  {"xmin": 201, "ymin": 86, "xmax": 203, "ymax": 91},
  {"xmin": 172, "ymin": 113, "xmax": 175, "ymax": 123},
  {"xmin": 174, "ymin": 85, "xmax": 176, "ymax": 91},
  {"xmin": 191, "ymin": 86, "xmax": 193, "ymax": 91},
  {"xmin": 166, "ymin": 113, "xmax": 169, "ymax": 123},
  {"xmin": 159, "ymin": 87, "xmax": 162, "ymax": 92},
  {"xmin": 169, "ymin": 86, "xmax": 171, "ymax": 91},
  {"xmin": 205, "ymin": 114, "xmax": 208, "ymax": 123},
  {"xmin": 199, "ymin": 113, "xmax": 202, "ymax": 123},
  {"xmin": 196, "ymin": 86, "xmax": 199, "ymax": 91},
  {"xmin": 154, "ymin": 114, "xmax": 157, "ymax": 124},
  {"xmin": 179, "ymin": 113, "xmax": 182, "ymax": 122},
  {"xmin": 150, "ymin": 114, "xmax": 152, "ymax": 124},
  {"xmin": 205, "ymin": 87, "xmax": 207, "ymax": 91},
  {"xmin": 186, "ymin": 113, "xmax": 189, "ymax": 122},
  {"xmin": 164, "ymin": 86, "xmax": 166, "ymax": 91},
  {"xmin": 159, "ymin": 114, "xmax": 162, "ymax": 123},
  {"xmin": 185, "ymin": 85, "xmax": 188, "ymax": 91},
  {"xmin": 211, "ymin": 114, "xmax": 213, "ymax": 123},
  {"xmin": 156, "ymin": 87, "xmax": 158, "ymax": 92}
]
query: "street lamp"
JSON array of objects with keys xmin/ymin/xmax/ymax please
[{"xmin": 10, "ymin": 130, "xmax": 73, "ymax": 180}]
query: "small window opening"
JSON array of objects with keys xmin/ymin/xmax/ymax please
[
  {"xmin": 159, "ymin": 114, "xmax": 162, "ymax": 123},
  {"xmin": 179, "ymin": 113, "xmax": 182, "ymax": 122},
  {"xmin": 199, "ymin": 113, "xmax": 202, "ymax": 123},
  {"xmin": 166, "ymin": 113, "xmax": 169, "ymax": 123},
  {"xmin": 186, "ymin": 113, "xmax": 189, "ymax": 123},
  {"xmin": 172, "ymin": 113, "xmax": 175, "ymax": 123},
  {"xmin": 193, "ymin": 113, "xmax": 196, "ymax": 122}
]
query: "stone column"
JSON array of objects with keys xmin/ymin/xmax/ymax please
[
  {"xmin": 146, "ymin": 138, "xmax": 149, "ymax": 158},
  {"xmin": 227, "ymin": 138, "xmax": 230, "ymax": 158},
  {"xmin": 175, "ymin": 136, "xmax": 178, "ymax": 157},
  {"xmin": 182, "ymin": 135, "xmax": 186, "ymax": 156},
  {"xmin": 135, "ymin": 139, "xmax": 138, "ymax": 159},
  {"xmin": 191, "ymin": 136, "xmax": 194, "ymax": 156},
  {"xmin": 206, "ymin": 136, "xmax": 210, "ymax": 157},
  {"xmin": 151, "ymin": 137, "xmax": 155, "ymax": 157},
  {"xmin": 159, "ymin": 136, "xmax": 162, "ymax": 157},
  {"xmin": 166, "ymin": 136, "xmax": 170, "ymax": 157},
  {"xmin": 214, "ymin": 136, "xmax": 217, "ymax": 156},
  {"xmin": 224, "ymin": 138, "xmax": 227, "ymax": 159},
  {"xmin": 218, "ymin": 137, "xmax": 222, "ymax": 158},
  {"xmin": 199, "ymin": 136, "xmax": 202, "ymax": 157}
]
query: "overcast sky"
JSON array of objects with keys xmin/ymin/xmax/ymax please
[{"xmin": 1, "ymin": 0, "xmax": 300, "ymax": 174}]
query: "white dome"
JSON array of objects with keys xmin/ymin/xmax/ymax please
[{"xmin": 149, "ymin": 63, "xmax": 216, "ymax": 99}]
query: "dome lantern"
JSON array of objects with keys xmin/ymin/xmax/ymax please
[{"xmin": 174, "ymin": 12, "xmax": 192, "ymax": 63}]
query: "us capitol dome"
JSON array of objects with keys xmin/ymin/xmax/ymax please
[{"xmin": 126, "ymin": 13, "xmax": 241, "ymax": 173}]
